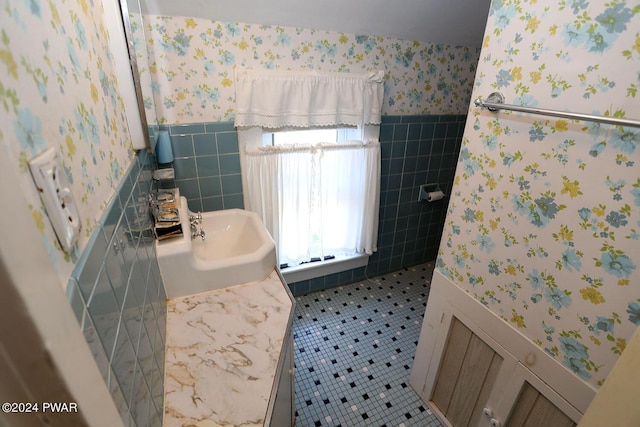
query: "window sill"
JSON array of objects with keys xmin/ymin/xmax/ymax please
[{"xmin": 280, "ymin": 253, "xmax": 369, "ymax": 284}]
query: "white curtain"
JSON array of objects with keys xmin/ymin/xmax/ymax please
[
  {"xmin": 244, "ymin": 141, "xmax": 380, "ymax": 266},
  {"xmin": 319, "ymin": 144, "xmax": 380, "ymax": 255},
  {"xmin": 234, "ymin": 69, "xmax": 385, "ymax": 128}
]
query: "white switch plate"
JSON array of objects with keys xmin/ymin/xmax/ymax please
[{"xmin": 29, "ymin": 147, "xmax": 81, "ymax": 252}]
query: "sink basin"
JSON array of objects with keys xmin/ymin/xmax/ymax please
[{"xmin": 156, "ymin": 196, "xmax": 277, "ymax": 298}]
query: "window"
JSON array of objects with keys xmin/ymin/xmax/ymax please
[
  {"xmin": 260, "ymin": 127, "xmax": 364, "ymax": 267},
  {"xmin": 263, "ymin": 127, "xmax": 361, "ymax": 147},
  {"xmin": 241, "ymin": 129, "xmax": 381, "ymax": 268},
  {"xmin": 234, "ymin": 69, "xmax": 384, "ymax": 271}
]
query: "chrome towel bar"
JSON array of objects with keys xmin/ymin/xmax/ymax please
[{"xmin": 474, "ymin": 92, "xmax": 640, "ymax": 129}]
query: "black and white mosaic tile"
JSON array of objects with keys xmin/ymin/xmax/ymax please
[{"xmin": 292, "ymin": 262, "xmax": 444, "ymax": 427}]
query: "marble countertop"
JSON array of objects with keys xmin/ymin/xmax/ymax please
[{"xmin": 163, "ymin": 270, "xmax": 293, "ymax": 427}]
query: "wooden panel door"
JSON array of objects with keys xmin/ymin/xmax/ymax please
[
  {"xmin": 431, "ymin": 318, "xmax": 503, "ymax": 427},
  {"xmin": 484, "ymin": 362, "xmax": 583, "ymax": 427},
  {"xmin": 505, "ymin": 382, "xmax": 576, "ymax": 427}
]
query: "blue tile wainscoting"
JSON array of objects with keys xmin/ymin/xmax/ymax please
[
  {"xmin": 67, "ymin": 149, "xmax": 167, "ymax": 427},
  {"xmin": 163, "ymin": 114, "xmax": 466, "ymax": 295},
  {"xmin": 157, "ymin": 121, "xmax": 244, "ymax": 212}
]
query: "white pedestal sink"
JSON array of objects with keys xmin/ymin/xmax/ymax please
[{"xmin": 156, "ymin": 196, "xmax": 277, "ymax": 298}]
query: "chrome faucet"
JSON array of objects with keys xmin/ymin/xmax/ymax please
[{"xmin": 190, "ymin": 217, "xmax": 205, "ymax": 240}]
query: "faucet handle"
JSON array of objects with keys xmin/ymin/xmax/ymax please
[
  {"xmin": 190, "ymin": 212, "xmax": 202, "ymax": 223},
  {"xmin": 191, "ymin": 227, "xmax": 205, "ymax": 241}
]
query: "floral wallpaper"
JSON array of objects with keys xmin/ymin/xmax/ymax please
[
  {"xmin": 437, "ymin": 0, "xmax": 640, "ymax": 388},
  {"xmin": 134, "ymin": 15, "xmax": 481, "ymax": 124},
  {"xmin": 0, "ymin": 0, "xmax": 134, "ymax": 284}
]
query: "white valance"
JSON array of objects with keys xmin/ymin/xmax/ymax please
[{"xmin": 234, "ymin": 69, "xmax": 385, "ymax": 129}]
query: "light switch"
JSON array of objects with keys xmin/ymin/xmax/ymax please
[{"xmin": 29, "ymin": 147, "xmax": 81, "ymax": 252}]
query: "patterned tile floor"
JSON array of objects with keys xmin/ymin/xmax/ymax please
[{"xmin": 292, "ymin": 262, "xmax": 444, "ymax": 427}]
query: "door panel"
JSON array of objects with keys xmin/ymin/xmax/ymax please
[
  {"xmin": 432, "ymin": 318, "xmax": 473, "ymax": 412},
  {"xmin": 487, "ymin": 362, "xmax": 582, "ymax": 427},
  {"xmin": 468, "ymin": 352, "xmax": 502, "ymax": 426},
  {"xmin": 505, "ymin": 382, "xmax": 575, "ymax": 427},
  {"xmin": 431, "ymin": 318, "xmax": 503, "ymax": 427}
]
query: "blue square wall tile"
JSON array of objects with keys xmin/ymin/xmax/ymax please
[
  {"xmin": 173, "ymin": 157, "xmax": 197, "ymax": 180},
  {"xmin": 219, "ymin": 153, "xmax": 241, "ymax": 175},
  {"xmin": 87, "ymin": 271, "xmax": 121, "ymax": 358},
  {"xmin": 170, "ymin": 123, "xmax": 206, "ymax": 135},
  {"xmin": 221, "ymin": 174, "xmax": 243, "ymax": 195},
  {"xmin": 216, "ymin": 132, "xmax": 239, "ymax": 154},
  {"xmin": 76, "ymin": 229, "xmax": 108, "ymax": 302},
  {"xmin": 170, "ymin": 134, "xmax": 194, "ymax": 158},
  {"xmin": 380, "ymin": 116, "xmax": 402, "ymax": 124},
  {"xmin": 408, "ymin": 123, "xmax": 422, "ymax": 141},
  {"xmin": 400, "ymin": 115, "xmax": 422, "ymax": 123},
  {"xmin": 199, "ymin": 176, "xmax": 222, "ymax": 198},
  {"xmin": 379, "ymin": 124, "xmax": 394, "ymax": 142},
  {"xmin": 392, "ymin": 124, "xmax": 408, "ymax": 141},
  {"xmin": 388, "ymin": 158, "xmax": 405, "ymax": 175},
  {"xmin": 309, "ymin": 278, "xmax": 324, "ymax": 294},
  {"xmin": 193, "ymin": 133, "xmax": 217, "ymax": 156},
  {"xmin": 205, "ymin": 121, "xmax": 235, "ymax": 133},
  {"xmin": 195, "ymin": 156, "xmax": 220, "ymax": 177},
  {"xmin": 405, "ymin": 140, "xmax": 419, "ymax": 158},
  {"xmin": 201, "ymin": 196, "xmax": 224, "ymax": 211},
  {"xmin": 222, "ymin": 194, "xmax": 244, "ymax": 209},
  {"xmin": 175, "ymin": 178, "xmax": 201, "ymax": 200},
  {"xmin": 433, "ymin": 123, "xmax": 447, "ymax": 139},
  {"xmin": 391, "ymin": 140, "xmax": 406, "ymax": 158},
  {"xmin": 66, "ymin": 278, "xmax": 86, "ymax": 325}
]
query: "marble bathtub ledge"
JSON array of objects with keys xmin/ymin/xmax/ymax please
[{"xmin": 163, "ymin": 268, "xmax": 295, "ymax": 427}]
